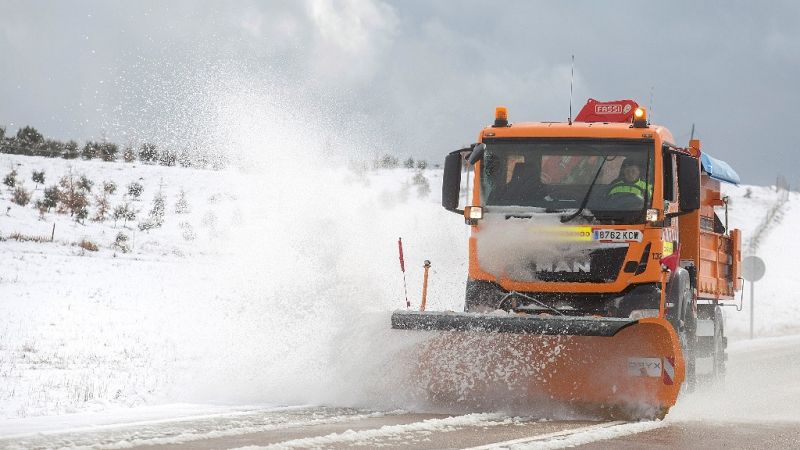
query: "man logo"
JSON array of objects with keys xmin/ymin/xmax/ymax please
[{"xmin": 535, "ymin": 261, "xmax": 591, "ymax": 273}]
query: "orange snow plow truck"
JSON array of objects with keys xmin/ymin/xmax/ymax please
[{"xmin": 392, "ymin": 99, "xmax": 742, "ymax": 419}]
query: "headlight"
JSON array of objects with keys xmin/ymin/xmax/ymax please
[
  {"xmin": 629, "ymin": 309, "xmax": 660, "ymax": 320},
  {"xmin": 468, "ymin": 206, "xmax": 483, "ymax": 220}
]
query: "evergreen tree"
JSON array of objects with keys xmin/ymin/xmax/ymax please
[
  {"xmin": 122, "ymin": 146, "xmax": 136, "ymax": 163},
  {"xmin": 3, "ymin": 169, "xmax": 18, "ymax": 188},
  {"xmin": 81, "ymin": 141, "xmax": 99, "ymax": 160},
  {"xmin": 144, "ymin": 189, "xmax": 166, "ymax": 228},
  {"xmin": 139, "ymin": 143, "xmax": 158, "ymax": 164},
  {"xmin": 75, "ymin": 206, "xmax": 89, "ymax": 224},
  {"xmin": 127, "ymin": 181, "xmax": 143, "ymax": 199},
  {"xmin": 31, "ymin": 170, "xmax": 45, "ymax": 189},
  {"xmin": 35, "ymin": 199, "xmax": 48, "ymax": 218},
  {"xmin": 178, "ymin": 148, "xmax": 193, "ymax": 167},
  {"xmin": 112, "ymin": 203, "xmax": 136, "ymax": 227},
  {"xmin": 113, "ymin": 232, "xmax": 131, "ymax": 252},
  {"xmin": 16, "ymin": 126, "xmax": 44, "ymax": 155},
  {"xmin": 41, "ymin": 185, "xmax": 60, "ymax": 212},
  {"xmin": 103, "ymin": 180, "xmax": 117, "ymax": 195},
  {"xmin": 412, "ymin": 171, "xmax": 431, "ymax": 198},
  {"xmin": 63, "ymin": 140, "xmax": 80, "ymax": 159},
  {"xmin": 11, "ymin": 186, "xmax": 31, "ymax": 206},
  {"xmin": 175, "ymin": 189, "xmax": 190, "ymax": 214},
  {"xmin": 158, "ymin": 149, "xmax": 177, "ymax": 166},
  {"xmin": 40, "ymin": 139, "xmax": 65, "ymax": 158},
  {"xmin": 99, "ymin": 142, "xmax": 118, "ymax": 162},
  {"xmin": 112, "ymin": 204, "xmax": 126, "ymax": 227},
  {"xmin": 77, "ymin": 175, "xmax": 94, "ymax": 192},
  {"xmin": 375, "ymin": 153, "xmax": 399, "ymax": 169},
  {"xmin": 16, "ymin": 126, "xmax": 44, "ymax": 145},
  {"xmin": 403, "ymin": 157, "xmax": 415, "ymax": 169}
]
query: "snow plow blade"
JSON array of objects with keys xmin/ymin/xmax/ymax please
[
  {"xmin": 391, "ymin": 311, "xmax": 635, "ymax": 337},
  {"xmin": 392, "ymin": 311, "xmax": 685, "ymax": 419}
]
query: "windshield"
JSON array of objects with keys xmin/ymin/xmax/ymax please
[{"xmin": 480, "ymin": 139, "xmax": 654, "ymax": 224}]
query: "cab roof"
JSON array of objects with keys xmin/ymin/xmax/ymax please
[{"xmin": 480, "ymin": 121, "xmax": 676, "ymax": 145}]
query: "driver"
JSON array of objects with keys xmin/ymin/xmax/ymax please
[{"xmin": 608, "ymin": 158, "xmax": 652, "ymax": 200}]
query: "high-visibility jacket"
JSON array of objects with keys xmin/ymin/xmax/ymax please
[{"xmin": 608, "ymin": 179, "xmax": 652, "ymax": 199}]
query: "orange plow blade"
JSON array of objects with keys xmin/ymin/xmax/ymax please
[{"xmin": 392, "ymin": 312, "xmax": 684, "ymax": 418}]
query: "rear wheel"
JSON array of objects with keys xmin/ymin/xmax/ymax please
[
  {"xmin": 678, "ymin": 279, "xmax": 697, "ymax": 392},
  {"xmin": 696, "ymin": 305, "xmax": 726, "ymax": 386}
]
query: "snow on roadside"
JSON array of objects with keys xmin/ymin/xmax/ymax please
[
  {"xmin": 0, "ymin": 154, "xmax": 459, "ymax": 420},
  {"xmin": 506, "ymin": 420, "xmax": 665, "ymax": 450},
  {"xmin": 721, "ymin": 184, "xmax": 800, "ymax": 338},
  {"xmin": 236, "ymin": 413, "xmax": 508, "ymax": 450}
]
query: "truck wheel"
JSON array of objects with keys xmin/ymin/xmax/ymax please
[
  {"xmin": 696, "ymin": 306, "xmax": 726, "ymax": 386},
  {"xmin": 679, "ymin": 278, "xmax": 697, "ymax": 393}
]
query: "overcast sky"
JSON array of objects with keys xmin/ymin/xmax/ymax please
[{"xmin": 1, "ymin": 0, "xmax": 798, "ymax": 184}]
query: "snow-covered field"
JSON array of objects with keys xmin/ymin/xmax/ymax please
[
  {"xmin": 0, "ymin": 153, "xmax": 466, "ymax": 420},
  {"xmin": 0, "ymin": 152, "xmax": 796, "ymax": 425}
]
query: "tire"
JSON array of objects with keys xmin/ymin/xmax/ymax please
[
  {"xmin": 665, "ymin": 269, "xmax": 697, "ymax": 392},
  {"xmin": 696, "ymin": 305, "xmax": 726, "ymax": 387},
  {"xmin": 677, "ymin": 273, "xmax": 697, "ymax": 393}
]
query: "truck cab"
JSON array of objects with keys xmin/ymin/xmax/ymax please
[{"xmin": 442, "ymin": 101, "xmax": 741, "ymax": 338}]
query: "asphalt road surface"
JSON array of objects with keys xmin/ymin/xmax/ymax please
[{"xmin": 2, "ymin": 335, "xmax": 798, "ymax": 449}]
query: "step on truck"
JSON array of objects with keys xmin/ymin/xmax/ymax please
[{"xmin": 392, "ymin": 99, "xmax": 742, "ymax": 419}]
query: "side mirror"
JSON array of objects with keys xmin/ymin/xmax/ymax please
[
  {"xmin": 677, "ymin": 153, "xmax": 700, "ymax": 212},
  {"xmin": 468, "ymin": 143, "xmax": 486, "ymax": 165},
  {"xmin": 442, "ymin": 148, "xmax": 469, "ymax": 213}
]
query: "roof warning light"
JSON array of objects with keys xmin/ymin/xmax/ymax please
[
  {"xmin": 633, "ymin": 107, "xmax": 648, "ymax": 128},
  {"xmin": 494, "ymin": 106, "xmax": 509, "ymax": 127}
]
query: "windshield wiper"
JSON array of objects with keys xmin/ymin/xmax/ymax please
[{"xmin": 560, "ymin": 156, "xmax": 608, "ymax": 223}]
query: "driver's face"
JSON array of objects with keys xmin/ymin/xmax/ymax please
[{"xmin": 623, "ymin": 165, "xmax": 641, "ymax": 182}]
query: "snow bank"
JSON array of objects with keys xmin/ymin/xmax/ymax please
[{"xmin": 721, "ymin": 184, "xmax": 800, "ymax": 338}]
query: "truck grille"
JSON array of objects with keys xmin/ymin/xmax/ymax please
[{"xmin": 530, "ymin": 246, "xmax": 628, "ymax": 283}]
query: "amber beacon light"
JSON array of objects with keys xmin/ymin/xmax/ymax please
[
  {"xmin": 494, "ymin": 106, "xmax": 508, "ymax": 127},
  {"xmin": 633, "ymin": 107, "xmax": 648, "ymax": 128}
]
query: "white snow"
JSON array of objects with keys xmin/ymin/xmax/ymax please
[
  {"xmin": 466, "ymin": 420, "xmax": 665, "ymax": 450},
  {"xmin": 0, "ymin": 153, "xmax": 466, "ymax": 421},
  {"xmin": 0, "ymin": 405, "xmax": 387, "ymax": 449},
  {"xmin": 234, "ymin": 413, "xmax": 508, "ymax": 450}
]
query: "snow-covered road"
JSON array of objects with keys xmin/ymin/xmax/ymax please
[{"xmin": 2, "ymin": 334, "xmax": 798, "ymax": 449}]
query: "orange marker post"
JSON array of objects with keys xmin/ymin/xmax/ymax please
[{"xmin": 420, "ymin": 260, "xmax": 431, "ymax": 312}]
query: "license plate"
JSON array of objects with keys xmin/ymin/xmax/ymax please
[{"xmin": 593, "ymin": 229, "xmax": 642, "ymax": 242}]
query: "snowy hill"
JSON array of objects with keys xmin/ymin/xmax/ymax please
[{"xmin": 0, "ymin": 153, "xmax": 795, "ymax": 419}]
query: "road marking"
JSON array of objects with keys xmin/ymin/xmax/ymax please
[
  {"xmin": 251, "ymin": 413, "xmax": 508, "ymax": 449},
  {"xmin": 460, "ymin": 421, "xmax": 626, "ymax": 450},
  {"xmin": 462, "ymin": 420, "xmax": 666, "ymax": 449}
]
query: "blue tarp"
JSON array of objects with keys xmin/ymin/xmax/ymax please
[{"xmin": 701, "ymin": 153, "xmax": 740, "ymax": 185}]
